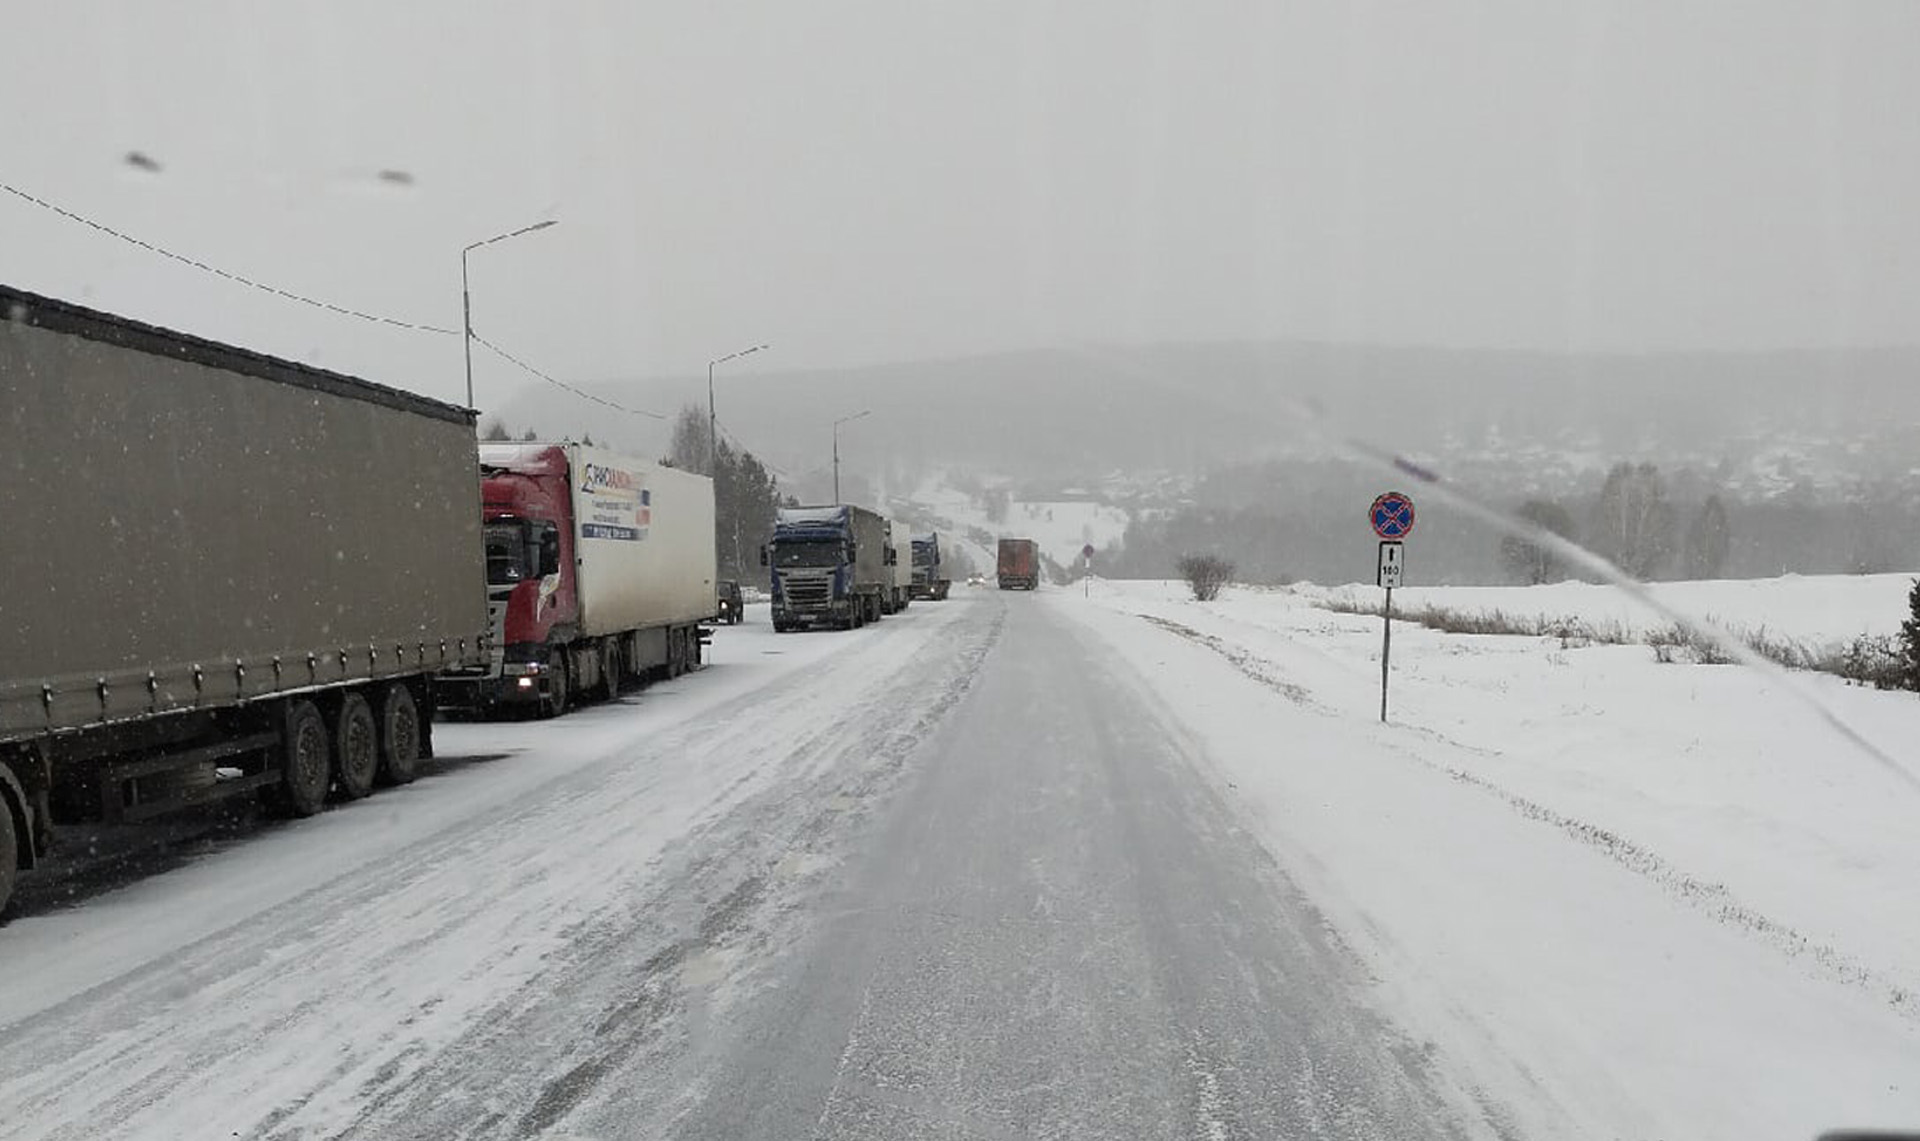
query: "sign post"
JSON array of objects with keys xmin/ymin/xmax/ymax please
[{"xmin": 1369, "ymin": 492, "xmax": 1415, "ymax": 723}]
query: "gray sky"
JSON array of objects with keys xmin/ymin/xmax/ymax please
[{"xmin": 5, "ymin": 1, "xmax": 1918, "ymax": 413}]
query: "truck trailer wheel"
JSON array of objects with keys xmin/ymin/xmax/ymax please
[
  {"xmin": 0, "ymin": 796, "xmax": 17, "ymax": 918},
  {"xmin": 332, "ymin": 693, "xmax": 379, "ymax": 801},
  {"xmin": 264, "ymin": 699, "xmax": 331, "ymax": 817},
  {"xmin": 377, "ymin": 684, "xmax": 422, "ymax": 785},
  {"xmin": 599, "ymin": 640, "xmax": 621, "ymax": 701}
]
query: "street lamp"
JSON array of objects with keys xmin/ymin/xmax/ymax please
[
  {"xmin": 462, "ymin": 218, "xmax": 559, "ymax": 409},
  {"xmin": 707, "ymin": 343, "xmax": 769, "ymax": 475},
  {"xmin": 832, "ymin": 410, "xmax": 872, "ymax": 505}
]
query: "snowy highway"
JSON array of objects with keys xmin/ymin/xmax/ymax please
[
  {"xmin": 5, "ymin": 583, "xmax": 1919, "ymax": 1140},
  {"xmin": 0, "ymin": 590, "xmax": 1487, "ymax": 1140}
]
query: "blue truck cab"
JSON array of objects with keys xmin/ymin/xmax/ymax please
[{"xmin": 764, "ymin": 504, "xmax": 893, "ymax": 632}]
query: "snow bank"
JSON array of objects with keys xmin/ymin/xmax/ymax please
[{"xmin": 1056, "ymin": 579, "xmax": 1920, "ymax": 1138}]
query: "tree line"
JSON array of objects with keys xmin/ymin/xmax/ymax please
[
  {"xmin": 1099, "ymin": 456, "xmax": 1917, "ymax": 587},
  {"xmin": 1501, "ymin": 463, "xmax": 1731, "ymax": 584}
]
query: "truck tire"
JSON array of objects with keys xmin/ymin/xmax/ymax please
[
  {"xmin": 0, "ymin": 794, "xmax": 17, "ymax": 919},
  {"xmin": 332, "ymin": 693, "xmax": 379, "ymax": 801},
  {"xmin": 543, "ymin": 651, "xmax": 570, "ymax": 719},
  {"xmin": 377, "ymin": 683, "xmax": 422, "ymax": 785},
  {"xmin": 599, "ymin": 640, "xmax": 621, "ymax": 702},
  {"xmin": 265, "ymin": 699, "xmax": 331, "ymax": 818}
]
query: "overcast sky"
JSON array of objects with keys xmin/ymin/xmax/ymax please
[{"xmin": 5, "ymin": 1, "xmax": 1918, "ymax": 413}]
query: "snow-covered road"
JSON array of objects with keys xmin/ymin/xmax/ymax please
[
  {"xmin": 4, "ymin": 582, "xmax": 1913, "ymax": 1139},
  {"xmin": 0, "ymin": 590, "xmax": 1492, "ymax": 1140}
]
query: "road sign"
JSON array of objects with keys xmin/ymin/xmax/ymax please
[
  {"xmin": 1377, "ymin": 541, "xmax": 1403, "ymax": 588},
  {"xmin": 1370, "ymin": 492, "xmax": 1415, "ymax": 539},
  {"xmin": 1082, "ymin": 543, "xmax": 1095, "ymax": 561}
]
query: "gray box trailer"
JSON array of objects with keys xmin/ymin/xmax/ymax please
[{"xmin": 0, "ymin": 285, "xmax": 487, "ymax": 914}]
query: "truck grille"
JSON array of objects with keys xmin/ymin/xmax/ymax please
[{"xmin": 782, "ymin": 575, "xmax": 832, "ymax": 607}]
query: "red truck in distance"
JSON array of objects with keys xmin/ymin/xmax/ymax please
[{"xmin": 997, "ymin": 538, "xmax": 1040, "ymax": 591}]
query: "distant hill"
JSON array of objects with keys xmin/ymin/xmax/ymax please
[{"xmin": 494, "ymin": 340, "xmax": 1920, "ymax": 494}]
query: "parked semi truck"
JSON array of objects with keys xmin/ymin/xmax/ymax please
[
  {"xmin": 998, "ymin": 538, "xmax": 1041, "ymax": 590},
  {"xmin": 765, "ymin": 505, "xmax": 894, "ymax": 631},
  {"xmin": 885, "ymin": 521, "xmax": 914, "ymax": 614},
  {"xmin": 909, "ymin": 532, "xmax": 952, "ymax": 601},
  {"xmin": 439, "ymin": 444, "xmax": 717, "ymax": 716},
  {"xmin": 0, "ymin": 285, "xmax": 488, "ymax": 915}
]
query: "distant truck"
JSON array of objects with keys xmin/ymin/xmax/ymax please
[
  {"xmin": 440, "ymin": 444, "xmax": 717, "ymax": 716},
  {"xmin": 885, "ymin": 521, "xmax": 914, "ymax": 614},
  {"xmin": 998, "ymin": 538, "xmax": 1041, "ymax": 590},
  {"xmin": 909, "ymin": 533, "xmax": 952, "ymax": 601},
  {"xmin": 0, "ymin": 285, "xmax": 489, "ymax": 915},
  {"xmin": 765, "ymin": 505, "xmax": 894, "ymax": 631}
]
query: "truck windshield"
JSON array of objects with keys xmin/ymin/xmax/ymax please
[
  {"xmin": 912, "ymin": 544, "xmax": 934, "ymax": 567},
  {"xmin": 484, "ymin": 522, "xmax": 534, "ymax": 585},
  {"xmin": 771, "ymin": 540, "xmax": 847, "ymax": 568}
]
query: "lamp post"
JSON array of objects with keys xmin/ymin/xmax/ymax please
[
  {"xmin": 462, "ymin": 219, "xmax": 559, "ymax": 409},
  {"xmin": 706, "ymin": 343, "xmax": 769, "ymax": 475},
  {"xmin": 832, "ymin": 410, "xmax": 872, "ymax": 504}
]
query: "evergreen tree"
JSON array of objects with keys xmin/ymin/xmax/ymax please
[
  {"xmin": 481, "ymin": 419, "xmax": 512, "ymax": 441},
  {"xmin": 1901, "ymin": 578, "xmax": 1920, "ymax": 693},
  {"xmin": 663, "ymin": 404, "xmax": 784, "ymax": 581}
]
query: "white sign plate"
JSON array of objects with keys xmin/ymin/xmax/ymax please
[{"xmin": 1377, "ymin": 541, "xmax": 1404, "ymax": 588}]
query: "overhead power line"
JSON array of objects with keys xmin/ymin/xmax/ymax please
[
  {"xmin": 3, "ymin": 179, "xmax": 667, "ymax": 423},
  {"xmin": 470, "ymin": 331, "xmax": 665, "ymax": 420},
  {"xmin": 1, "ymin": 179, "xmax": 461, "ymax": 335}
]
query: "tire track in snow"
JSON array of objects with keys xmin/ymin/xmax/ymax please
[
  {"xmin": 342, "ymin": 601, "xmax": 1009, "ymax": 1141},
  {"xmin": 0, "ymin": 602, "xmax": 1001, "ymax": 1141}
]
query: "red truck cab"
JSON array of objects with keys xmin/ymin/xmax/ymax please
[{"xmin": 458, "ymin": 445, "xmax": 578, "ymax": 711}]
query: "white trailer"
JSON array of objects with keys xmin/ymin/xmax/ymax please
[{"xmin": 886, "ymin": 521, "xmax": 915, "ymax": 614}]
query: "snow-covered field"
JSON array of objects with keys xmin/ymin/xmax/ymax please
[
  {"xmin": 1057, "ymin": 576, "xmax": 1920, "ymax": 1138},
  {"xmin": 1306, "ymin": 571, "xmax": 1916, "ymax": 647}
]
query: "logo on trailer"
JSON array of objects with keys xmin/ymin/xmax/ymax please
[{"xmin": 580, "ymin": 463, "xmax": 651, "ymax": 542}]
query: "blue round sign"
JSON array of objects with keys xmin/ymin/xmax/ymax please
[{"xmin": 1370, "ymin": 492, "xmax": 1415, "ymax": 539}]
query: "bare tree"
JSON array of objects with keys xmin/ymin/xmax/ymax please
[
  {"xmin": 666, "ymin": 403, "xmax": 710, "ymax": 472},
  {"xmin": 1499, "ymin": 499, "xmax": 1577, "ymax": 584},
  {"xmin": 480, "ymin": 419, "xmax": 512, "ymax": 441},
  {"xmin": 983, "ymin": 487, "xmax": 1010, "ymax": 524},
  {"xmin": 1176, "ymin": 553, "xmax": 1234, "ymax": 601},
  {"xmin": 1683, "ymin": 495, "xmax": 1731, "ymax": 579},
  {"xmin": 1591, "ymin": 462, "xmax": 1676, "ymax": 579}
]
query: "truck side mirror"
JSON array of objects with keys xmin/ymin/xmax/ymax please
[
  {"xmin": 538, "ymin": 528, "xmax": 561, "ymax": 577},
  {"xmin": 758, "ymin": 546, "xmax": 769, "ymax": 567}
]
